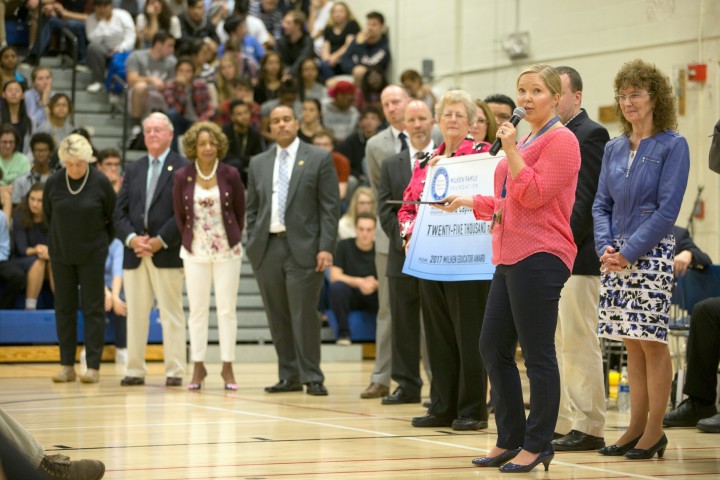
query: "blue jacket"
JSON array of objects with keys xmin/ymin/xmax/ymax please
[{"xmin": 592, "ymin": 130, "xmax": 689, "ymax": 264}]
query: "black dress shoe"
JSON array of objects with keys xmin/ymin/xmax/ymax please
[
  {"xmin": 451, "ymin": 417, "xmax": 488, "ymax": 431},
  {"xmin": 120, "ymin": 376, "xmax": 145, "ymax": 386},
  {"xmin": 306, "ymin": 382, "xmax": 328, "ymax": 396},
  {"xmin": 411, "ymin": 414, "xmax": 453, "ymax": 428},
  {"xmin": 382, "ymin": 387, "xmax": 421, "ymax": 405},
  {"xmin": 265, "ymin": 380, "xmax": 303, "ymax": 393},
  {"xmin": 551, "ymin": 429, "xmax": 605, "ymax": 451},
  {"xmin": 663, "ymin": 398, "xmax": 718, "ymax": 427},
  {"xmin": 165, "ymin": 377, "xmax": 182, "ymax": 387},
  {"xmin": 499, "ymin": 447, "xmax": 554, "ymax": 473},
  {"xmin": 422, "ymin": 400, "xmax": 432, "ymax": 409},
  {"xmin": 625, "ymin": 434, "xmax": 668, "ymax": 459},
  {"xmin": 598, "ymin": 436, "xmax": 641, "ymax": 456},
  {"xmin": 552, "ymin": 431, "xmax": 567, "ymax": 440},
  {"xmin": 697, "ymin": 412, "xmax": 720, "ymax": 433}
]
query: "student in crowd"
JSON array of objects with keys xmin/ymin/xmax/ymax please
[
  {"xmin": 0, "ymin": 46, "xmax": 28, "ymax": 89},
  {"xmin": 36, "ymin": 93, "xmax": 75, "ymax": 147},
  {"xmin": 125, "ymin": 30, "xmax": 177, "ymax": 123},
  {"xmin": 322, "ymin": 80, "xmax": 359, "ymax": 143},
  {"xmin": 312, "ymin": 128, "xmax": 350, "ymax": 203},
  {"xmin": 84, "ymin": 0, "xmax": 136, "ymax": 94},
  {"xmin": 470, "ymin": 99, "xmax": 497, "ymax": 144},
  {"xmin": 329, "ymin": 211, "xmax": 378, "ymax": 346},
  {"xmin": 338, "ymin": 186, "xmax": 375, "ymax": 240},
  {"xmin": 10, "ymin": 133, "xmax": 53, "ymax": 227},
  {"xmin": 135, "ymin": 0, "xmax": 182, "ymax": 48},
  {"xmin": 400, "ymin": 69, "xmax": 436, "ymax": 112},
  {"xmin": 254, "ymin": 50, "xmax": 283, "ymax": 105},
  {"xmin": 484, "ymin": 93, "xmax": 516, "ymax": 126},
  {"xmin": 299, "ymin": 57, "xmax": 327, "ymax": 101},
  {"xmin": 0, "ymin": 125, "xmax": 30, "ymax": 194},
  {"xmin": 96, "ymin": 148, "xmax": 123, "ymax": 193},
  {"xmin": 337, "ymin": 106, "xmax": 382, "ymax": 183},
  {"xmin": 1, "ymin": 80, "xmax": 33, "ymax": 153},
  {"xmin": 24, "ymin": 67, "xmax": 54, "ymax": 129},
  {"xmin": 222, "ymin": 99, "xmax": 264, "ymax": 186},
  {"xmin": 297, "ymin": 98, "xmax": 324, "ymax": 143},
  {"xmin": 13, "ymin": 183, "xmax": 52, "ymax": 310},
  {"xmin": 319, "ymin": 1, "xmax": 359, "ymax": 80}
]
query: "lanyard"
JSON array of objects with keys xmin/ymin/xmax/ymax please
[{"xmin": 501, "ymin": 115, "xmax": 560, "ymax": 198}]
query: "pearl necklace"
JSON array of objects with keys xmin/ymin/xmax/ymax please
[
  {"xmin": 66, "ymin": 167, "xmax": 89, "ymax": 195},
  {"xmin": 196, "ymin": 159, "xmax": 218, "ymax": 181}
]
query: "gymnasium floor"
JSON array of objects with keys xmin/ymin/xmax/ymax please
[{"xmin": 0, "ymin": 360, "xmax": 718, "ymax": 479}]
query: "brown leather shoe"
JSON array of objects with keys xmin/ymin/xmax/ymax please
[
  {"xmin": 38, "ymin": 454, "xmax": 105, "ymax": 480},
  {"xmin": 360, "ymin": 383, "xmax": 389, "ymax": 399}
]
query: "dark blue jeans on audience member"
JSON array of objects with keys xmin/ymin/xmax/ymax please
[
  {"xmin": 106, "ymin": 311, "xmax": 127, "ymax": 349},
  {"xmin": 167, "ymin": 110, "xmax": 194, "ymax": 152},
  {"xmin": 328, "ymin": 281, "xmax": 378, "ymax": 338},
  {"xmin": 0, "ymin": 260, "xmax": 25, "ymax": 309},
  {"xmin": 480, "ymin": 252, "xmax": 570, "ymax": 454},
  {"xmin": 32, "ymin": 16, "xmax": 87, "ymax": 63}
]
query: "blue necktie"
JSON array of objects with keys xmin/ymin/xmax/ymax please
[
  {"xmin": 277, "ymin": 150, "xmax": 290, "ymax": 225},
  {"xmin": 145, "ymin": 157, "xmax": 160, "ymax": 229}
]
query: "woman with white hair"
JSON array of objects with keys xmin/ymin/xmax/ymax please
[{"xmin": 43, "ymin": 134, "xmax": 117, "ymax": 384}]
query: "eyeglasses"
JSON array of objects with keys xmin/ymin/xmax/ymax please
[
  {"xmin": 102, "ymin": 162, "xmax": 121, "ymax": 168},
  {"xmin": 441, "ymin": 112, "xmax": 467, "ymax": 120},
  {"xmin": 615, "ymin": 92, "xmax": 648, "ymax": 103}
]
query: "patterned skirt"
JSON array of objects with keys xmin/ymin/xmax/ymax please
[{"xmin": 597, "ymin": 234, "xmax": 675, "ymax": 344}]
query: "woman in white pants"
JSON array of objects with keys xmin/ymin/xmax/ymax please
[{"xmin": 173, "ymin": 121, "xmax": 246, "ymax": 390}]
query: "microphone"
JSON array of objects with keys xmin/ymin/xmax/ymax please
[{"xmin": 489, "ymin": 107, "xmax": 526, "ymax": 156}]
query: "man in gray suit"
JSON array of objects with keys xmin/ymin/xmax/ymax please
[{"xmin": 246, "ymin": 105, "xmax": 340, "ymax": 396}]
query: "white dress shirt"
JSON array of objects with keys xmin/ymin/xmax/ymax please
[
  {"xmin": 269, "ymin": 137, "xmax": 300, "ymax": 233},
  {"xmin": 408, "ymin": 141, "xmax": 435, "ymax": 171}
]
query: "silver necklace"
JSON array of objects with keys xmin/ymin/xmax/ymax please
[
  {"xmin": 66, "ymin": 167, "xmax": 89, "ymax": 195},
  {"xmin": 196, "ymin": 159, "xmax": 218, "ymax": 181}
]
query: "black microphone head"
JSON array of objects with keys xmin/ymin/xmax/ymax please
[{"xmin": 513, "ymin": 107, "xmax": 526, "ymax": 120}]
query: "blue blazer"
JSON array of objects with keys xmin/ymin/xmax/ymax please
[
  {"xmin": 592, "ymin": 130, "xmax": 689, "ymax": 264},
  {"xmin": 114, "ymin": 151, "xmax": 190, "ymax": 269}
]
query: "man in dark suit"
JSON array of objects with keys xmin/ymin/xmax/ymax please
[
  {"xmin": 377, "ymin": 100, "xmax": 436, "ymax": 405},
  {"xmin": 115, "ymin": 112, "xmax": 189, "ymax": 387},
  {"xmin": 552, "ymin": 67, "xmax": 611, "ymax": 451},
  {"xmin": 246, "ymin": 105, "xmax": 340, "ymax": 396}
]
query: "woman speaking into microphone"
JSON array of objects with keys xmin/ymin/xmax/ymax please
[{"xmin": 436, "ymin": 64, "xmax": 580, "ymax": 472}]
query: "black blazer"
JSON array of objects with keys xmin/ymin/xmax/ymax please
[
  {"xmin": 674, "ymin": 225, "xmax": 712, "ymax": 269},
  {"xmin": 377, "ymin": 149, "xmax": 413, "ymax": 277},
  {"xmin": 566, "ymin": 109, "xmax": 610, "ymax": 275},
  {"xmin": 114, "ymin": 151, "xmax": 190, "ymax": 269}
]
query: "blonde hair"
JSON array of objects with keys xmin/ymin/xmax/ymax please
[
  {"xmin": 434, "ymin": 90, "xmax": 477, "ymax": 125},
  {"xmin": 58, "ymin": 134, "xmax": 95, "ymax": 165},
  {"xmin": 347, "ymin": 186, "xmax": 376, "ymax": 223}
]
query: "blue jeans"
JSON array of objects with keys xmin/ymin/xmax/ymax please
[{"xmin": 33, "ymin": 16, "xmax": 87, "ymax": 63}]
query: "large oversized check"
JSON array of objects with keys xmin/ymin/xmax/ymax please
[{"xmin": 402, "ymin": 152, "xmax": 501, "ymax": 281}]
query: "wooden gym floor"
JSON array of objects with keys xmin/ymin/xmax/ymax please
[{"xmin": 0, "ymin": 360, "xmax": 718, "ymax": 479}]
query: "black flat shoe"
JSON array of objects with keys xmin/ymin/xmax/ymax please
[
  {"xmin": 552, "ymin": 429, "xmax": 605, "ymax": 451},
  {"xmin": 499, "ymin": 448, "xmax": 554, "ymax": 473},
  {"xmin": 625, "ymin": 434, "xmax": 668, "ymax": 460},
  {"xmin": 598, "ymin": 436, "xmax": 641, "ymax": 456},
  {"xmin": 472, "ymin": 447, "xmax": 521, "ymax": 467},
  {"xmin": 265, "ymin": 380, "xmax": 303, "ymax": 393},
  {"xmin": 452, "ymin": 417, "xmax": 488, "ymax": 431}
]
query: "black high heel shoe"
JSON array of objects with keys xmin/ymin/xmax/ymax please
[
  {"xmin": 472, "ymin": 448, "xmax": 521, "ymax": 467},
  {"xmin": 499, "ymin": 448, "xmax": 554, "ymax": 473},
  {"xmin": 598, "ymin": 436, "xmax": 641, "ymax": 456},
  {"xmin": 625, "ymin": 434, "xmax": 668, "ymax": 460}
]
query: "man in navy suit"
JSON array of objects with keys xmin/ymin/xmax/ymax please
[
  {"xmin": 552, "ymin": 67, "xmax": 611, "ymax": 451},
  {"xmin": 114, "ymin": 112, "xmax": 189, "ymax": 387}
]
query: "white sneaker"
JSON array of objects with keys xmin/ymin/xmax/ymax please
[
  {"xmin": 335, "ymin": 337, "xmax": 352, "ymax": 346},
  {"xmin": 115, "ymin": 348, "xmax": 128, "ymax": 366},
  {"xmin": 86, "ymin": 82, "xmax": 103, "ymax": 93},
  {"xmin": 75, "ymin": 64, "xmax": 90, "ymax": 73},
  {"xmin": 79, "ymin": 348, "xmax": 87, "ymax": 373}
]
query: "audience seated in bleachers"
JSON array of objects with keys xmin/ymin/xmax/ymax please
[
  {"xmin": 298, "ymin": 57, "xmax": 326, "ymax": 101},
  {"xmin": 0, "ymin": 204, "xmax": 25, "ymax": 309},
  {"xmin": 221, "ymin": 15, "xmax": 265, "ymax": 65},
  {"xmin": 249, "ymin": 0, "xmax": 283, "ymax": 45},
  {"xmin": 253, "ymin": 49, "xmax": 282, "ymax": 104},
  {"xmin": 319, "ymin": 1, "xmax": 359, "ymax": 80},
  {"xmin": 338, "ymin": 186, "xmax": 375, "ymax": 240},
  {"xmin": 337, "ymin": 106, "xmax": 381, "ymax": 183},
  {"xmin": 23, "ymin": 0, "xmax": 91, "ymax": 67},
  {"xmin": 259, "ymin": 77, "xmax": 302, "ymax": 143},
  {"xmin": 85, "ymin": 0, "xmax": 136, "ymax": 93},
  {"xmin": 0, "ymin": 125, "xmax": 30, "ymax": 192},
  {"xmin": 1, "ymin": 80, "xmax": 33, "ymax": 153},
  {"xmin": 11, "ymin": 133, "xmax": 53, "ymax": 212},
  {"xmin": 220, "ymin": 37, "xmax": 259, "ymax": 85},
  {"xmin": 311, "ymin": 128, "xmax": 349, "ymax": 202},
  {"xmin": 355, "ymin": 66, "xmax": 387, "ymax": 113},
  {"xmin": 297, "ymin": 97, "xmax": 323, "ymax": 142},
  {"xmin": 177, "ymin": 0, "xmax": 220, "ymax": 53},
  {"xmin": 135, "ymin": 0, "xmax": 182, "ymax": 48},
  {"xmin": 95, "ymin": 147, "xmax": 123, "ymax": 193},
  {"xmin": 125, "ymin": 30, "xmax": 177, "ymax": 121},
  {"xmin": 12, "ymin": 182, "xmax": 52, "ymax": 310},
  {"xmin": 222, "ymin": 99, "xmax": 264, "ymax": 186},
  {"xmin": 24, "ymin": 66, "xmax": 54, "ymax": 128},
  {"xmin": 36, "ymin": 92, "xmax": 75, "ymax": 145},
  {"xmin": 277, "ymin": 10, "xmax": 313, "ymax": 76},
  {"xmin": 321, "ymin": 79, "xmax": 359, "ymax": 143},
  {"xmin": 339, "ymin": 11, "xmax": 390, "ymax": 85}
]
